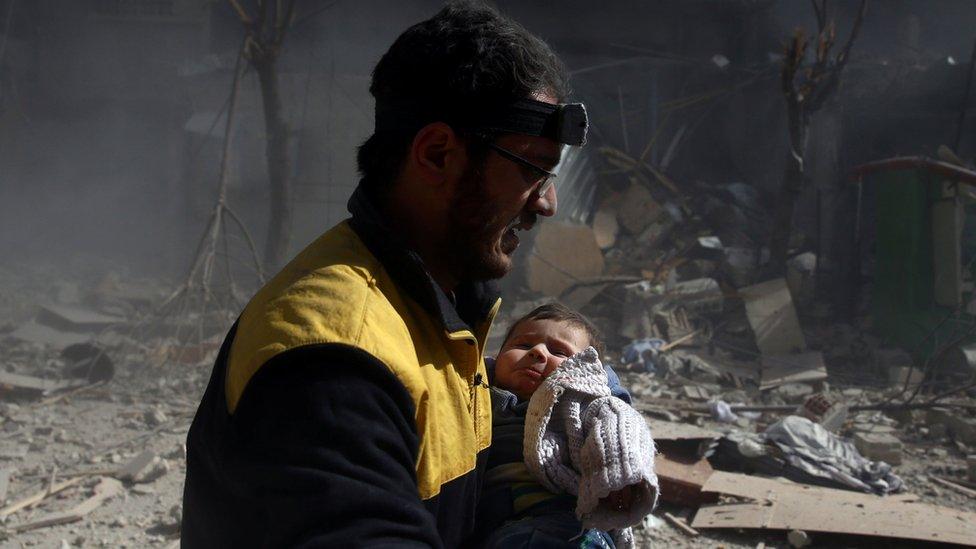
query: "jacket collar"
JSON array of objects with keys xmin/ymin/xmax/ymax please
[{"xmin": 346, "ymin": 183, "xmax": 499, "ymax": 334}]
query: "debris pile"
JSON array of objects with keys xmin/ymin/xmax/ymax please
[
  {"xmin": 492, "ymin": 173, "xmax": 976, "ymax": 546},
  {"xmin": 0, "ymin": 263, "xmax": 216, "ymax": 547}
]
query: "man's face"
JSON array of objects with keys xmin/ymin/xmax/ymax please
[{"xmin": 445, "ymin": 110, "xmax": 562, "ymax": 281}]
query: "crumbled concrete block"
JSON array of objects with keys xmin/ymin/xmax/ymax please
[
  {"xmin": 887, "ymin": 366, "xmax": 923, "ymax": 387},
  {"xmin": 927, "ymin": 408, "xmax": 976, "ymax": 445},
  {"xmin": 788, "ymin": 529, "xmax": 811, "ymax": 548},
  {"xmin": 853, "ymin": 432, "xmax": 903, "ymax": 465}
]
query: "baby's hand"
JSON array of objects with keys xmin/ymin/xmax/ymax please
[{"xmin": 602, "ymin": 484, "xmax": 641, "ymax": 512}]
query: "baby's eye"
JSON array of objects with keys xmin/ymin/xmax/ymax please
[
  {"xmin": 514, "ymin": 344, "xmax": 532, "ymax": 350},
  {"xmin": 551, "ymin": 350, "xmax": 571, "ymax": 358}
]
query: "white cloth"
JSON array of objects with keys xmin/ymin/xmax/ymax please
[{"xmin": 523, "ymin": 347, "xmax": 658, "ymax": 548}]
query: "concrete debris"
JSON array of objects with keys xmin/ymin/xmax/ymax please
[
  {"xmin": 853, "ymin": 431, "xmax": 904, "ymax": 465},
  {"xmin": 759, "ymin": 352, "xmax": 828, "ymax": 391},
  {"xmin": 786, "ymin": 529, "xmax": 811, "ymax": 548},
  {"xmin": 526, "ymin": 221, "xmax": 605, "ymax": 297},
  {"xmin": 11, "ymin": 477, "xmax": 123, "ymax": 533},
  {"xmin": 741, "ymin": 278, "xmax": 806, "ymax": 356},
  {"xmin": 116, "ymin": 450, "xmax": 157, "ymax": 483},
  {"xmin": 771, "ymin": 382, "xmax": 815, "ymax": 402},
  {"xmin": 0, "ymin": 467, "xmax": 10, "ymax": 502},
  {"xmin": 927, "ymin": 408, "xmax": 976, "ymax": 446},
  {"xmin": 145, "ymin": 407, "xmax": 169, "ymax": 427}
]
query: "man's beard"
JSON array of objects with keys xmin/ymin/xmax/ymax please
[{"xmin": 446, "ymin": 161, "xmax": 518, "ymax": 282}]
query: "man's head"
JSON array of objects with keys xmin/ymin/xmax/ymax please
[
  {"xmin": 494, "ymin": 302, "xmax": 604, "ymax": 400},
  {"xmin": 358, "ymin": 2, "xmax": 582, "ymax": 285}
]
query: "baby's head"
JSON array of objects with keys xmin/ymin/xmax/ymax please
[{"xmin": 494, "ymin": 303, "xmax": 604, "ymax": 400}]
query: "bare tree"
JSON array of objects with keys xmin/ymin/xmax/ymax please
[
  {"xmin": 229, "ymin": 0, "xmax": 297, "ymax": 270},
  {"xmin": 766, "ymin": 0, "xmax": 868, "ymax": 276}
]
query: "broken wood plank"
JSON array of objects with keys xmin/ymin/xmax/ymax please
[
  {"xmin": 0, "ymin": 371, "xmax": 86, "ymax": 394},
  {"xmin": 12, "ymin": 477, "xmax": 122, "ymax": 532},
  {"xmin": 0, "ymin": 476, "xmax": 85, "ymax": 519},
  {"xmin": 655, "ymin": 442, "xmax": 717, "ymax": 506},
  {"xmin": 645, "ymin": 418, "xmax": 721, "ymax": 441},
  {"xmin": 933, "ymin": 476, "xmax": 976, "ymax": 499},
  {"xmin": 740, "ymin": 278, "xmax": 806, "ymax": 355},
  {"xmin": 660, "ymin": 330, "xmax": 699, "ymax": 352},
  {"xmin": 663, "ymin": 511, "xmax": 699, "ymax": 537},
  {"xmin": 527, "ymin": 221, "xmax": 605, "ymax": 297},
  {"xmin": 692, "ymin": 471, "xmax": 976, "ymax": 546},
  {"xmin": 759, "ymin": 351, "xmax": 828, "ymax": 391}
]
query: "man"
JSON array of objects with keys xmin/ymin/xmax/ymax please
[{"xmin": 181, "ymin": 2, "xmax": 587, "ymax": 546}]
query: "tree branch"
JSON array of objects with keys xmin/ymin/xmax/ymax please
[
  {"xmin": 274, "ymin": 0, "xmax": 298, "ymax": 47},
  {"xmin": 809, "ymin": 0, "xmax": 868, "ymax": 110},
  {"xmin": 227, "ymin": 0, "xmax": 252, "ymax": 25}
]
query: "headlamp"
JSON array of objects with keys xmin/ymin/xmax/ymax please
[
  {"xmin": 477, "ymin": 98, "xmax": 588, "ymax": 147},
  {"xmin": 374, "ymin": 97, "xmax": 589, "ymax": 147}
]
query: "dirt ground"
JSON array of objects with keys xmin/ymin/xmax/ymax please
[{"xmin": 1, "ymin": 262, "xmax": 975, "ymax": 548}]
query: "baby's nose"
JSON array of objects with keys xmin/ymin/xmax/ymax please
[{"xmin": 528, "ymin": 344, "xmax": 548, "ymax": 360}]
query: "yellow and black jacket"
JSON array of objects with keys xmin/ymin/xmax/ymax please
[{"xmin": 182, "ymin": 185, "xmax": 499, "ymax": 548}]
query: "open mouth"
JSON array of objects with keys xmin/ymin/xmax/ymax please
[{"xmin": 501, "ymin": 219, "xmax": 533, "ymax": 254}]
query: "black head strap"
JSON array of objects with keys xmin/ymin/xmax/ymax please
[{"xmin": 374, "ymin": 97, "xmax": 588, "ymax": 147}]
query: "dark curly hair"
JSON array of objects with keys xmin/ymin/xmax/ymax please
[{"xmin": 356, "ymin": 1, "xmax": 570, "ymax": 192}]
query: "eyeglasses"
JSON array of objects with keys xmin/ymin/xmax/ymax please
[{"xmin": 483, "ymin": 142, "xmax": 558, "ymax": 198}]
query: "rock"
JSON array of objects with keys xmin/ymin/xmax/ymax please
[
  {"xmin": 144, "ymin": 407, "xmax": 168, "ymax": 427},
  {"xmin": 787, "ymin": 529, "xmax": 811, "ymax": 548},
  {"xmin": 928, "ymin": 408, "xmax": 976, "ymax": 445},
  {"xmin": 969, "ymin": 455, "xmax": 976, "ymax": 482},
  {"xmin": 930, "ymin": 447, "xmax": 949, "ymax": 459},
  {"xmin": 139, "ymin": 458, "xmax": 170, "ymax": 483},
  {"xmin": 853, "ymin": 432, "xmax": 903, "ymax": 465},
  {"xmin": 169, "ymin": 502, "xmax": 183, "ymax": 524},
  {"xmin": 130, "ymin": 485, "xmax": 156, "ymax": 495},
  {"xmin": 163, "ymin": 443, "xmax": 187, "ymax": 461},
  {"xmin": 111, "ymin": 516, "xmax": 128, "ymax": 528},
  {"xmin": 772, "ymin": 383, "xmax": 815, "ymax": 402}
]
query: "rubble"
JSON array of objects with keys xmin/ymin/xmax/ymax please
[{"xmin": 852, "ymin": 431, "xmax": 904, "ymax": 465}]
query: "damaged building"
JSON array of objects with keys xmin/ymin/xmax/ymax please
[{"xmin": 1, "ymin": 0, "xmax": 976, "ymax": 547}]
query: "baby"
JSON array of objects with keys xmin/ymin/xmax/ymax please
[{"xmin": 478, "ymin": 303, "xmax": 657, "ymax": 549}]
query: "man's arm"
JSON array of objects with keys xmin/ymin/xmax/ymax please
[{"xmin": 225, "ymin": 345, "xmax": 441, "ymax": 548}]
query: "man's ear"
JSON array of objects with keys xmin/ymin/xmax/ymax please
[{"xmin": 409, "ymin": 122, "xmax": 467, "ymax": 187}]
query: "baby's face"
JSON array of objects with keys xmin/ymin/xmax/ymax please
[{"xmin": 494, "ymin": 318, "xmax": 589, "ymax": 400}]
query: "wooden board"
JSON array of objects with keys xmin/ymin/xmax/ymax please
[
  {"xmin": 692, "ymin": 471, "xmax": 976, "ymax": 546},
  {"xmin": 0, "ymin": 372, "xmax": 86, "ymax": 394},
  {"xmin": 645, "ymin": 419, "xmax": 721, "ymax": 441},
  {"xmin": 740, "ymin": 278, "xmax": 806, "ymax": 356},
  {"xmin": 527, "ymin": 221, "xmax": 605, "ymax": 298},
  {"xmin": 656, "ymin": 441, "xmax": 717, "ymax": 506},
  {"xmin": 615, "ymin": 182, "xmax": 661, "ymax": 235}
]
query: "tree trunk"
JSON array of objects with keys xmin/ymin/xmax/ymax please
[
  {"xmin": 255, "ymin": 57, "xmax": 292, "ymax": 271},
  {"xmin": 766, "ymin": 104, "xmax": 807, "ymax": 277}
]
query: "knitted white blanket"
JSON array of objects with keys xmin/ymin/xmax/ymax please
[{"xmin": 523, "ymin": 347, "xmax": 658, "ymax": 548}]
